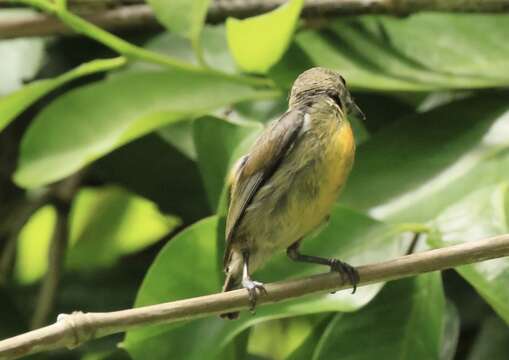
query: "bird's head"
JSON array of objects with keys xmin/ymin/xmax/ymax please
[{"xmin": 289, "ymin": 67, "xmax": 365, "ymax": 120}]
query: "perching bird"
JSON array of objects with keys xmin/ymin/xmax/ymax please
[{"xmin": 221, "ymin": 67, "xmax": 364, "ymax": 319}]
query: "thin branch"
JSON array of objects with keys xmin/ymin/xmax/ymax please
[
  {"xmin": 0, "ymin": 234, "xmax": 508, "ymax": 360},
  {"xmin": 2, "ymin": 0, "xmax": 509, "ymax": 39}
]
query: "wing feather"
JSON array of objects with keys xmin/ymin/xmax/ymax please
[{"xmin": 223, "ymin": 110, "xmax": 304, "ymax": 268}]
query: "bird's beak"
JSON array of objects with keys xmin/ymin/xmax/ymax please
[{"xmin": 347, "ymin": 99, "xmax": 366, "ymax": 121}]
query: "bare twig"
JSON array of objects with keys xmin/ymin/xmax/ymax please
[
  {"xmin": 0, "ymin": 234, "xmax": 508, "ymax": 360},
  {"xmin": 2, "ymin": 0, "xmax": 509, "ymax": 39}
]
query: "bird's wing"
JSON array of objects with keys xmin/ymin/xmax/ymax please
[{"xmin": 223, "ymin": 110, "xmax": 304, "ymax": 269}]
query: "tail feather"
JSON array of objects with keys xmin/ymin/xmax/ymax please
[{"xmin": 220, "ymin": 272, "xmax": 240, "ymax": 320}]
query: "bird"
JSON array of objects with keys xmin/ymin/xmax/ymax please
[{"xmin": 221, "ymin": 67, "xmax": 365, "ymax": 319}]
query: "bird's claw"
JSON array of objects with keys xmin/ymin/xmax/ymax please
[
  {"xmin": 242, "ymin": 279, "xmax": 267, "ymax": 313},
  {"xmin": 329, "ymin": 259, "xmax": 359, "ymax": 294}
]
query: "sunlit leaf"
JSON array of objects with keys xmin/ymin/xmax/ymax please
[
  {"xmin": 67, "ymin": 186, "xmax": 180, "ymax": 270},
  {"xmin": 14, "ymin": 69, "xmax": 268, "ymax": 188},
  {"xmin": 341, "ymin": 95, "xmax": 509, "ymax": 223},
  {"xmin": 0, "ymin": 57, "xmax": 125, "ymax": 134},
  {"xmin": 15, "ymin": 205, "xmax": 56, "ymax": 284},
  {"xmin": 429, "ymin": 183, "xmax": 509, "ymax": 323},
  {"xmin": 295, "ymin": 15, "xmax": 509, "ymax": 91},
  {"xmin": 226, "ymin": 0, "xmax": 304, "ymax": 74}
]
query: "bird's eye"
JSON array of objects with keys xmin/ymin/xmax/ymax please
[{"xmin": 327, "ymin": 91, "xmax": 342, "ymax": 109}]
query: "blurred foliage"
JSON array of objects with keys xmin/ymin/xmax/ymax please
[{"xmin": 0, "ymin": 0, "xmax": 509, "ymax": 359}]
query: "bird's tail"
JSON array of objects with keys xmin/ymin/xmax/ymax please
[{"xmin": 220, "ymin": 272, "xmax": 240, "ymax": 320}]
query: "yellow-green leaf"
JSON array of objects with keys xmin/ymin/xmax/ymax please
[{"xmin": 226, "ymin": 0, "xmax": 304, "ymax": 74}]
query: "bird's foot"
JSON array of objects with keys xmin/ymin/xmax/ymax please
[
  {"xmin": 329, "ymin": 259, "xmax": 359, "ymax": 294},
  {"xmin": 242, "ymin": 278, "xmax": 267, "ymax": 313}
]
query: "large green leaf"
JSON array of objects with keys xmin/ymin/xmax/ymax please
[
  {"xmin": 312, "ymin": 273, "xmax": 446, "ymax": 360},
  {"xmin": 373, "ymin": 14, "xmax": 509, "ymax": 80},
  {"xmin": 14, "ymin": 69, "xmax": 271, "ymax": 188},
  {"xmin": 0, "ymin": 57, "xmax": 125, "ymax": 134},
  {"xmin": 429, "ymin": 183, "xmax": 509, "ymax": 323},
  {"xmin": 295, "ymin": 15, "xmax": 509, "ymax": 91},
  {"xmin": 124, "ymin": 207, "xmax": 409, "ymax": 360},
  {"xmin": 193, "ymin": 116, "xmax": 263, "ymax": 209},
  {"xmin": 226, "ymin": 0, "xmax": 304, "ymax": 74},
  {"xmin": 341, "ymin": 95, "xmax": 509, "ymax": 223}
]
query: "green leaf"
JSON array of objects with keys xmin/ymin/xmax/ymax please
[
  {"xmin": 374, "ymin": 14, "xmax": 509, "ymax": 80},
  {"xmin": 15, "ymin": 205, "xmax": 57, "ymax": 284},
  {"xmin": 467, "ymin": 316, "xmax": 509, "ymax": 360},
  {"xmin": 429, "ymin": 183, "xmax": 509, "ymax": 323},
  {"xmin": 66, "ymin": 186, "xmax": 180, "ymax": 270},
  {"xmin": 226, "ymin": 0, "xmax": 304, "ymax": 74},
  {"xmin": 14, "ymin": 69, "xmax": 270, "ymax": 189},
  {"xmin": 341, "ymin": 95, "xmax": 509, "ymax": 223},
  {"xmin": 312, "ymin": 273, "xmax": 446, "ymax": 360},
  {"xmin": 193, "ymin": 116, "xmax": 263, "ymax": 209},
  {"xmin": 146, "ymin": 0, "xmax": 210, "ymax": 48},
  {"xmin": 124, "ymin": 207, "xmax": 408, "ymax": 360},
  {"xmin": 296, "ymin": 15, "xmax": 509, "ymax": 91},
  {"xmin": 0, "ymin": 57, "xmax": 125, "ymax": 134}
]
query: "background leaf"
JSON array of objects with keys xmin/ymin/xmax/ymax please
[
  {"xmin": 226, "ymin": 0, "xmax": 304, "ymax": 74},
  {"xmin": 0, "ymin": 57, "xmax": 125, "ymax": 134},
  {"xmin": 66, "ymin": 185, "xmax": 180, "ymax": 271},
  {"xmin": 429, "ymin": 183, "xmax": 509, "ymax": 323},
  {"xmin": 295, "ymin": 15, "xmax": 509, "ymax": 91},
  {"xmin": 312, "ymin": 273, "xmax": 446, "ymax": 360},
  {"xmin": 341, "ymin": 95, "xmax": 509, "ymax": 223},
  {"xmin": 15, "ymin": 205, "xmax": 56, "ymax": 284},
  {"xmin": 14, "ymin": 69, "xmax": 269, "ymax": 188}
]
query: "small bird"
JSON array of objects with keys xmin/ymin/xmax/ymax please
[{"xmin": 221, "ymin": 67, "xmax": 364, "ymax": 319}]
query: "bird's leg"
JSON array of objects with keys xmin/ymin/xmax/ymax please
[
  {"xmin": 241, "ymin": 250, "xmax": 267, "ymax": 313},
  {"xmin": 286, "ymin": 240, "xmax": 359, "ymax": 294}
]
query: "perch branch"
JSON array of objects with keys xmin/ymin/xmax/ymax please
[
  {"xmin": 2, "ymin": 0, "xmax": 509, "ymax": 39},
  {"xmin": 0, "ymin": 234, "xmax": 509, "ymax": 360}
]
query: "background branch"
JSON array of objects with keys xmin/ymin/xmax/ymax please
[
  {"xmin": 0, "ymin": 234, "xmax": 508, "ymax": 360},
  {"xmin": 2, "ymin": 0, "xmax": 509, "ymax": 39}
]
